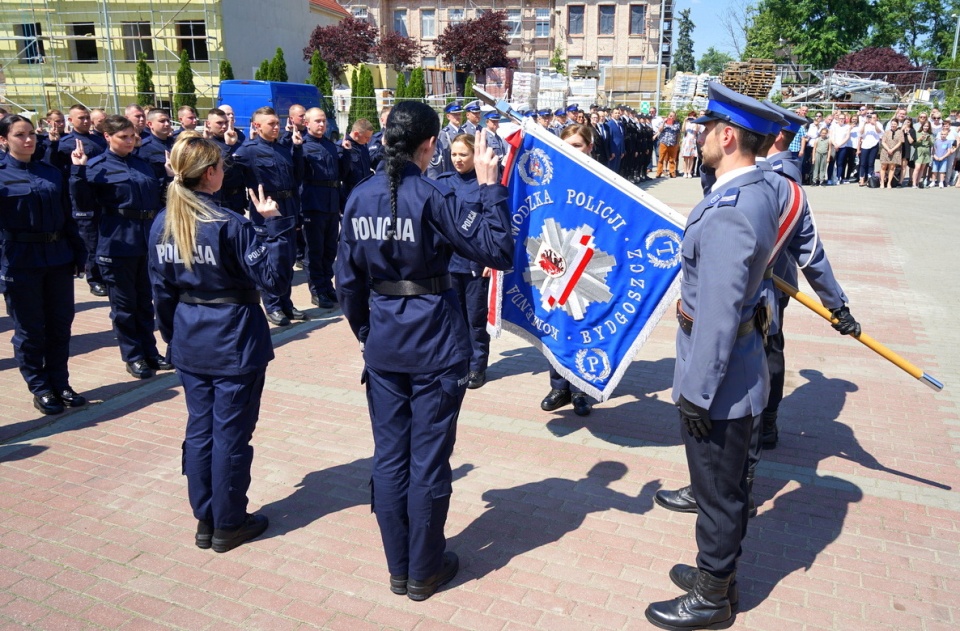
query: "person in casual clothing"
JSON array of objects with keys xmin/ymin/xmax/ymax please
[
  {"xmin": 857, "ymin": 113, "xmax": 883, "ymax": 186},
  {"xmin": 829, "ymin": 113, "xmax": 853, "ymax": 184},
  {"xmin": 931, "ymin": 127, "xmax": 955, "ymax": 188},
  {"xmin": 655, "ymin": 111, "xmax": 681, "ymax": 178},
  {"xmin": 811, "ymin": 126, "xmax": 833, "ymax": 186},
  {"xmin": 680, "ymin": 111, "xmax": 700, "ymax": 178},
  {"xmin": 913, "ymin": 120, "xmax": 934, "ymax": 188},
  {"xmin": 878, "ymin": 119, "xmax": 905, "ymax": 189}
]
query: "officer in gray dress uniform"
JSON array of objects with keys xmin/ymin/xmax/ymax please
[
  {"xmin": 427, "ymin": 102, "xmax": 463, "ymax": 179},
  {"xmin": 645, "ymin": 82, "xmax": 784, "ymax": 631}
]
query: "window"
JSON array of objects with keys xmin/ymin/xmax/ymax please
[
  {"xmin": 176, "ymin": 21, "xmax": 208, "ymax": 61},
  {"xmin": 536, "ymin": 9, "xmax": 550, "ymax": 38},
  {"xmin": 599, "ymin": 6, "xmax": 615, "ymax": 35},
  {"xmin": 122, "ymin": 22, "xmax": 153, "ymax": 61},
  {"xmin": 68, "ymin": 23, "xmax": 98, "ymax": 63},
  {"xmin": 535, "ymin": 57, "xmax": 551, "ymax": 71},
  {"xmin": 630, "ymin": 5, "xmax": 647, "ymax": 35},
  {"xmin": 14, "ymin": 23, "xmax": 44, "ymax": 64},
  {"xmin": 598, "ymin": 56, "xmax": 613, "ymax": 67},
  {"xmin": 421, "ymin": 9, "xmax": 436, "ymax": 38},
  {"xmin": 568, "ymin": 56, "xmax": 583, "ymax": 66},
  {"xmin": 628, "ymin": 56, "xmax": 645, "ymax": 65},
  {"xmin": 507, "ymin": 9, "xmax": 521, "ymax": 38},
  {"xmin": 351, "ymin": 6, "xmax": 368, "ymax": 19},
  {"xmin": 568, "ymin": 6, "xmax": 584, "ymax": 35},
  {"xmin": 422, "ymin": 56, "xmax": 436, "ymax": 67},
  {"xmin": 393, "ymin": 9, "xmax": 408, "ymax": 37},
  {"xmin": 448, "ymin": 8, "xmax": 464, "ymax": 24},
  {"xmin": 475, "ymin": 9, "xmax": 487, "ymax": 18}
]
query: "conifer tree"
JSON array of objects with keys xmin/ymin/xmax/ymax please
[
  {"xmin": 270, "ymin": 47, "xmax": 288, "ymax": 82},
  {"xmin": 174, "ymin": 49, "xmax": 197, "ymax": 111},
  {"xmin": 135, "ymin": 53, "xmax": 155, "ymax": 107},
  {"xmin": 255, "ymin": 59, "xmax": 270, "ymax": 81},
  {"xmin": 219, "ymin": 59, "xmax": 234, "ymax": 81},
  {"xmin": 395, "ymin": 72, "xmax": 407, "ymax": 100}
]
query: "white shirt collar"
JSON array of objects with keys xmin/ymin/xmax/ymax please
[{"xmin": 710, "ymin": 165, "xmax": 758, "ymax": 194}]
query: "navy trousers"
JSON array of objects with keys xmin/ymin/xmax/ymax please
[
  {"xmin": 76, "ymin": 216, "xmax": 103, "ymax": 285},
  {"xmin": 549, "ymin": 366, "xmax": 584, "ymax": 395},
  {"xmin": 3, "ymin": 264, "xmax": 75, "ymax": 395},
  {"xmin": 684, "ymin": 414, "xmax": 753, "ymax": 576},
  {"xmin": 99, "ymin": 255, "xmax": 158, "ymax": 363},
  {"xmin": 365, "ymin": 361, "xmax": 467, "ymax": 581},
  {"xmin": 450, "ymin": 272, "xmax": 490, "ymax": 373},
  {"xmin": 180, "ymin": 368, "xmax": 266, "ymax": 530},
  {"xmin": 258, "ymin": 229, "xmax": 295, "ymax": 314},
  {"xmin": 301, "ymin": 211, "xmax": 340, "ymax": 298}
]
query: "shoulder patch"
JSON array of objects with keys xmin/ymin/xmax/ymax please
[
  {"xmin": 717, "ymin": 187, "xmax": 740, "ymax": 207},
  {"xmin": 87, "ymin": 153, "xmax": 108, "ymax": 167},
  {"xmin": 422, "ymin": 175, "xmax": 455, "ymax": 197},
  {"xmin": 771, "ymin": 160, "xmax": 784, "ymax": 172}
]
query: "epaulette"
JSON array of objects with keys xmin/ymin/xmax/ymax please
[
  {"xmin": 771, "ymin": 160, "xmax": 784, "ymax": 172},
  {"xmin": 86, "ymin": 153, "xmax": 108, "ymax": 167},
  {"xmin": 706, "ymin": 187, "xmax": 740, "ymax": 207}
]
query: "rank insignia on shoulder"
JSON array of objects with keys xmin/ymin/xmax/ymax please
[
  {"xmin": 717, "ymin": 188, "xmax": 740, "ymax": 207},
  {"xmin": 771, "ymin": 160, "xmax": 784, "ymax": 172},
  {"xmin": 708, "ymin": 192, "xmax": 722, "ymax": 206}
]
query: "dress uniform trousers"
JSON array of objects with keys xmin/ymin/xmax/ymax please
[
  {"xmin": 256, "ymin": 197, "xmax": 298, "ymax": 314},
  {"xmin": 365, "ymin": 361, "xmax": 468, "ymax": 581},
  {"xmin": 301, "ymin": 211, "xmax": 340, "ymax": 298},
  {"xmin": 3, "ymin": 264, "xmax": 75, "ymax": 395},
  {"xmin": 180, "ymin": 368, "xmax": 266, "ymax": 530},
  {"xmin": 549, "ymin": 367, "xmax": 585, "ymax": 395},
  {"xmin": 450, "ymin": 272, "xmax": 490, "ymax": 374},
  {"xmin": 99, "ymin": 255, "xmax": 159, "ymax": 363},
  {"xmin": 75, "ymin": 214, "xmax": 104, "ymax": 285}
]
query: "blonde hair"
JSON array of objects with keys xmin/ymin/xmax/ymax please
[{"xmin": 162, "ymin": 131, "xmax": 225, "ymax": 271}]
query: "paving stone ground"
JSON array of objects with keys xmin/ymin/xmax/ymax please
[{"xmin": 1, "ymin": 176, "xmax": 957, "ymax": 630}]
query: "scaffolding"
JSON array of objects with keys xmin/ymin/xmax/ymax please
[{"xmin": 0, "ymin": 0, "xmax": 224, "ymax": 116}]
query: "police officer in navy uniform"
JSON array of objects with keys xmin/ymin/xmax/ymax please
[
  {"xmin": 149, "ymin": 133, "xmax": 295, "ymax": 553},
  {"xmin": 219, "ymin": 105, "xmax": 247, "ymax": 146},
  {"xmin": 340, "ymin": 118, "xmax": 374, "ymax": 202},
  {"xmin": 428, "ymin": 101, "xmax": 463, "ymax": 179},
  {"xmin": 644, "ymin": 83, "xmax": 784, "ymax": 631},
  {"xmin": 232, "ymin": 106, "xmax": 306, "ymax": 326},
  {"xmin": 124, "ymin": 104, "xmax": 151, "ymax": 142},
  {"xmin": 368, "ymin": 106, "xmax": 392, "ymax": 171},
  {"xmin": 56, "ymin": 105, "xmax": 109, "ymax": 297},
  {"xmin": 203, "ymin": 108, "xmax": 245, "ymax": 214},
  {"xmin": 335, "ymin": 102, "xmax": 514, "ymax": 601},
  {"xmin": 301, "ymin": 107, "xmax": 349, "ymax": 310},
  {"xmin": 136, "ymin": 108, "xmax": 176, "ymax": 200},
  {"xmin": 0, "ymin": 115, "xmax": 88, "ymax": 415}
]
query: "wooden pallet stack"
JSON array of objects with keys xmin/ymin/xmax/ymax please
[{"xmin": 720, "ymin": 59, "xmax": 776, "ymax": 99}]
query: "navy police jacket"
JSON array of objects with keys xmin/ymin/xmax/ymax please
[
  {"xmin": 368, "ymin": 130, "xmax": 385, "ymax": 170},
  {"xmin": 673, "ymin": 167, "xmax": 778, "ymax": 419},
  {"xmin": 232, "ymin": 137, "xmax": 303, "ymax": 227},
  {"xmin": 335, "ymin": 162, "xmax": 514, "ymax": 373},
  {"xmin": 51, "ymin": 131, "xmax": 107, "ymax": 174},
  {"xmin": 436, "ymin": 169, "xmax": 484, "ymax": 276},
  {"xmin": 136, "ymin": 133, "xmax": 175, "ymax": 199},
  {"xmin": 207, "ymin": 134, "xmax": 246, "ymax": 210},
  {"xmin": 0, "ymin": 153, "xmax": 86, "ymax": 290},
  {"xmin": 301, "ymin": 133, "xmax": 347, "ymax": 213},
  {"xmin": 340, "ymin": 138, "xmax": 371, "ymax": 200},
  {"xmin": 148, "ymin": 192, "xmax": 296, "ymax": 375},
  {"xmin": 70, "ymin": 150, "xmax": 162, "ymax": 258}
]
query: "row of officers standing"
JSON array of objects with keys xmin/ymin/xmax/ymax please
[{"xmin": 2, "ymin": 85, "xmax": 864, "ymax": 625}]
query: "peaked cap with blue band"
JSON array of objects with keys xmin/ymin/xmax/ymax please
[
  {"xmin": 692, "ymin": 82, "xmax": 785, "ymax": 137},
  {"xmin": 444, "ymin": 102, "xmax": 463, "ymax": 114},
  {"xmin": 761, "ymin": 100, "xmax": 810, "ymax": 135},
  {"xmin": 538, "ymin": 109, "xmax": 553, "ymax": 117},
  {"xmin": 566, "ymin": 104, "xmax": 579, "ymax": 113},
  {"xmin": 482, "ymin": 110, "xmax": 501, "ymax": 121},
  {"xmin": 464, "ymin": 103, "xmax": 482, "ymax": 113},
  {"xmin": 554, "ymin": 108, "xmax": 567, "ymax": 117}
]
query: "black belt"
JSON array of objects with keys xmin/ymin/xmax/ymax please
[
  {"xmin": 0, "ymin": 229, "xmax": 62, "ymax": 243},
  {"xmin": 305, "ymin": 179, "xmax": 338, "ymax": 188},
  {"xmin": 676, "ymin": 300, "xmax": 756, "ymax": 337},
  {"xmin": 178, "ymin": 288, "xmax": 261, "ymax": 305},
  {"xmin": 264, "ymin": 189, "xmax": 295, "ymax": 200},
  {"xmin": 371, "ymin": 275, "xmax": 452, "ymax": 296},
  {"xmin": 105, "ymin": 208, "xmax": 157, "ymax": 220}
]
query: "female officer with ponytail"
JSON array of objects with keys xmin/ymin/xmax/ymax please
[
  {"xmin": 148, "ymin": 133, "xmax": 295, "ymax": 553},
  {"xmin": 335, "ymin": 101, "xmax": 513, "ymax": 601}
]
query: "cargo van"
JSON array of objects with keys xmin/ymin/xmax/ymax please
[{"xmin": 216, "ymin": 80, "xmax": 338, "ymax": 137}]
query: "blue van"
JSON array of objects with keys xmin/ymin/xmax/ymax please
[{"xmin": 216, "ymin": 80, "xmax": 338, "ymax": 136}]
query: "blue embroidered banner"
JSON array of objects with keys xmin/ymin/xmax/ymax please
[{"xmin": 490, "ymin": 122, "xmax": 685, "ymax": 401}]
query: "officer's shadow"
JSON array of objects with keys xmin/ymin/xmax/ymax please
[
  {"xmin": 260, "ymin": 459, "xmax": 475, "ymax": 539},
  {"xmin": 546, "ymin": 357, "xmax": 681, "ymax": 448},
  {"xmin": 448, "ymin": 462, "xmax": 660, "ymax": 583}
]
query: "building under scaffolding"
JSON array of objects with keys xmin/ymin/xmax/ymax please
[{"xmin": 0, "ymin": 0, "xmax": 346, "ymax": 117}]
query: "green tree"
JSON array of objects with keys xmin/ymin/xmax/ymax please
[
  {"xmin": 308, "ymin": 50, "xmax": 332, "ymax": 97},
  {"xmin": 395, "ymin": 72, "xmax": 407, "ymax": 99},
  {"xmin": 674, "ymin": 9, "xmax": 696, "ymax": 73},
  {"xmin": 219, "ymin": 59, "xmax": 234, "ymax": 81},
  {"xmin": 463, "ymin": 73, "xmax": 475, "ymax": 100},
  {"xmin": 135, "ymin": 53, "xmax": 155, "ymax": 107},
  {"xmin": 174, "ymin": 49, "xmax": 197, "ymax": 111},
  {"xmin": 255, "ymin": 59, "xmax": 270, "ymax": 81},
  {"xmin": 406, "ymin": 67, "xmax": 426, "ymax": 99},
  {"xmin": 270, "ymin": 47, "xmax": 288, "ymax": 82},
  {"xmin": 348, "ymin": 67, "xmax": 360, "ymax": 126},
  {"xmin": 551, "ymin": 44, "xmax": 566, "ymax": 75},
  {"xmin": 697, "ymin": 47, "xmax": 735, "ymax": 75}
]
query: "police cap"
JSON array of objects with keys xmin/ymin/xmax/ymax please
[
  {"xmin": 464, "ymin": 103, "xmax": 481, "ymax": 113},
  {"xmin": 761, "ymin": 100, "xmax": 809, "ymax": 135},
  {"xmin": 693, "ymin": 82, "xmax": 785, "ymax": 137},
  {"xmin": 567, "ymin": 104, "xmax": 579, "ymax": 113},
  {"xmin": 444, "ymin": 102, "xmax": 463, "ymax": 114},
  {"xmin": 482, "ymin": 110, "xmax": 501, "ymax": 121},
  {"xmin": 554, "ymin": 108, "xmax": 566, "ymax": 117},
  {"xmin": 538, "ymin": 109, "xmax": 553, "ymax": 117}
]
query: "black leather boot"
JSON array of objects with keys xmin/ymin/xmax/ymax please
[
  {"xmin": 669, "ymin": 564, "xmax": 739, "ymax": 611},
  {"xmin": 760, "ymin": 411, "xmax": 778, "ymax": 449},
  {"xmin": 645, "ymin": 568, "xmax": 735, "ymax": 630},
  {"xmin": 654, "ymin": 485, "xmax": 698, "ymax": 513}
]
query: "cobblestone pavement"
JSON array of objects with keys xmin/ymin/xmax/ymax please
[{"xmin": 1, "ymin": 176, "xmax": 957, "ymax": 630}]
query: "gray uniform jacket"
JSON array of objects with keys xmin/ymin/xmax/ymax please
[{"xmin": 673, "ymin": 167, "xmax": 779, "ymax": 419}]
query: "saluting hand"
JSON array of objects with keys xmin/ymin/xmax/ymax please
[
  {"xmin": 70, "ymin": 138, "xmax": 87, "ymax": 166},
  {"xmin": 224, "ymin": 119, "xmax": 238, "ymax": 146},
  {"xmin": 48, "ymin": 121, "xmax": 60, "ymax": 143},
  {"xmin": 248, "ymin": 184, "xmax": 280, "ymax": 218},
  {"xmin": 290, "ymin": 125, "xmax": 303, "ymax": 146},
  {"xmin": 163, "ymin": 150, "xmax": 174, "ymax": 177},
  {"xmin": 474, "ymin": 130, "xmax": 498, "ymax": 185}
]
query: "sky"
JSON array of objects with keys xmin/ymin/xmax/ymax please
[{"xmin": 677, "ymin": 0, "xmax": 742, "ymax": 62}]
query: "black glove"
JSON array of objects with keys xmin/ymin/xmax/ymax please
[
  {"xmin": 678, "ymin": 395, "xmax": 711, "ymax": 438},
  {"xmin": 830, "ymin": 305, "xmax": 861, "ymax": 337}
]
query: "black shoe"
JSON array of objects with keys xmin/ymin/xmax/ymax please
[
  {"xmin": 572, "ymin": 393, "xmax": 591, "ymax": 416},
  {"xmin": 33, "ymin": 391, "xmax": 64, "ymax": 415},
  {"xmin": 196, "ymin": 520, "xmax": 213, "ymax": 550},
  {"xmin": 541, "ymin": 388, "xmax": 572, "ymax": 412},
  {"xmin": 146, "ymin": 355, "xmax": 173, "ymax": 371},
  {"xmin": 294, "ymin": 258, "xmax": 305, "ymax": 270},
  {"xmin": 670, "ymin": 564, "xmax": 739, "ymax": 611},
  {"xmin": 645, "ymin": 569, "xmax": 734, "ymax": 630},
  {"xmin": 59, "ymin": 387, "xmax": 87, "ymax": 408},
  {"xmin": 761, "ymin": 413, "xmax": 778, "ymax": 449},
  {"xmin": 467, "ymin": 370, "xmax": 486, "ymax": 389},
  {"xmin": 126, "ymin": 360, "xmax": 154, "ymax": 380},
  {"xmin": 266, "ymin": 311, "xmax": 291, "ymax": 326},
  {"xmin": 390, "ymin": 574, "xmax": 408, "ymax": 595},
  {"xmin": 89, "ymin": 282, "xmax": 108, "ymax": 297},
  {"xmin": 655, "ymin": 485, "xmax": 699, "ymax": 513},
  {"xmin": 285, "ymin": 307, "xmax": 309, "ymax": 321},
  {"xmin": 211, "ymin": 513, "xmax": 269, "ymax": 553},
  {"xmin": 407, "ymin": 551, "xmax": 459, "ymax": 601},
  {"xmin": 324, "ymin": 290, "xmax": 339, "ymax": 305},
  {"xmin": 311, "ymin": 293, "xmax": 335, "ymax": 309}
]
